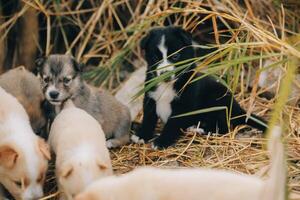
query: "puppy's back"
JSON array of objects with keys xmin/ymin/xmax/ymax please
[
  {"xmin": 129, "ymin": 167, "xmax": 263, "ymax": 200},
  {"xmin": 49, "ymin": 105, "xmax": 106, "ymax": 153},
  {"xmin": 0, "ymin": 66, "xmax": 46, "ymax": 132},
  {"xmin": 0, "ymin": 86, "xmax": 29, "ymax": 123},
  {"xmin": 77, "ymin": 166, "xmax": 264, "ymax": 200}
]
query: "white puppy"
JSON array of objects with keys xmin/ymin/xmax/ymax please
[
  {"xmin": 48, "ymin": 100, "xmax": 113, "ymax": 200},
  {"xmin": 0, "ymin": 87, "xmax": 50, "ymax": 200},
  {"xmin": 76, "ymin": 126, "xmax": 285, "ymax": 200}
]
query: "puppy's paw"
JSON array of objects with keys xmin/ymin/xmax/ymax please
[
  {"xmin": 106, "ymin": 139, "xmax": 120, "ymax": 149},
  {"xmin": 151, "ymin": 143, "xmax": 158, "ymax": 150},
  {"xmin": 152, "ymin": 138, "xmax": 174, "ymax": 150},
  {"xmin": 131, "ymin": 135, "xmax": 145, "ymax": 144},
  {"xmin": 187, "ymin": 126, "xmax": 205, "ymax": 135}
]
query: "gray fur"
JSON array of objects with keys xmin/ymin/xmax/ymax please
[{"xmin": 38, "ymin": 54, "xmax": 131, "ymax": 148}]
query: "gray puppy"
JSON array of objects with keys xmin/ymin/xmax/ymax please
[{"xmin": 36, "ymin": 54, "xmax": 131, "ymax": 148}]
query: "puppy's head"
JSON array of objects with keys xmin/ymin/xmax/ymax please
[
  {"xmin": 0, "ymin": 138, "xmax": 50, "ymax": 200},
  {"xmin": 57, "ymin": 157, "xmax": 112, "ymax": 199},
  {"xmin": 140, "ymin": 26, "xmax": 194, "ymax": 82},
  {"xmin": 35, "ymin": 55, "xmax": 83, "ymax": 106}
]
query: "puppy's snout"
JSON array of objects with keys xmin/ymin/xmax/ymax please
[
  {"xmin": 49, "ymin": 91, "xmax": 60, "ymax": 99},
  {"xmin": 23, "ymin": 186, "xmax": 44, "ymax": 200}
]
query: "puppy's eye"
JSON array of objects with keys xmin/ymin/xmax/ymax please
[
  {"xmin": 152, "ymin": 55, "xmax": 160, "ymax": 63},
  {"xmin": 63, "ymin": 77, "xmax": 72, "ymax": 85},
  {"xmin": 171, "ymin": 53, "xmax": 180, "ymax": 61},
  {"xmin": 14, "ymin": 180, "xmax": 22, "ymax": 187},
  {"xmin": 37, "ymin": 173, "xmax": 44, "ymax": 183},
  {"xmin": 43, "ymin": 76, "xmax": 50, "ymax": 83}
]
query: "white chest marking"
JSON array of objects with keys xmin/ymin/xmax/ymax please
[
  {"xmin": 156, "ymin": 35, "xmax": 175, "ymax": 79},
  {"xmin": 149, "ymin": 83, "xmax": 177, "ymax": 123}
]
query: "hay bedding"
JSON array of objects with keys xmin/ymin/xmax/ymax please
[{"xmin": 42, "ymin": 96, "xmax": 300, "ymax": 199}]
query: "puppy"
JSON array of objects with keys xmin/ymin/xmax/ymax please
[
  {"xmin": 0, "ymin": 87, "xmax": 50, "ymax": 200},
  {"xmin": 36, "ymin": 55, "xmax": 131, "ymax": 148},
  {"xmin": 75, "ymin": 125, "xmax": 285, "ymax": 200},
  {"xmin": 257, "ymin": 59, "xmax": 300, "ymax": 106},
  {"xmin": 115, "ymin": 66, "xmax": 146, "ymax": 121},
  {"xmin": 0, "ymin": 66, "xmax": 48, "ymax": 136},
  {"xmin": 48, "ymin": 100, "xmax": 113, "ymax": 200},
  {"xmin": 132, "ymin": 26, "xmax": 267, "ymax": 148}
]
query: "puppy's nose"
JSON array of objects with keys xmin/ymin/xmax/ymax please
[{"xmin": 49, "ymin": 91, "xmax": 59, "ymax": 99}]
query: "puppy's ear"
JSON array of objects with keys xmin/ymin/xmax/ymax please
[
  {"xmin": 34, "ymin": 57, "xmax": 46, "ymax": 75},
  {"xmin": 0, "ymin": 145, "xmax": 18, "ymax": 169},
  {"xmin": 38, "ymin": 138, "xmax": 51, "ymax": 160},
  {"xmin": 173, "ymin": 27, "xmax": 193, "ymax": 45},
  {"xmin": 71, "ymin": 58, "xmax": 84, "ymax": 73},
  {"xmin": 59, "ymin": 163, "xmax": 73, "ymax": 179},
  {"xmin": 140, "ymin": 31, "xmax": 153, "ymax": 50},
  {"xmin": 96, "ymin": 160, "xmax": 108, "ymax": 171}
]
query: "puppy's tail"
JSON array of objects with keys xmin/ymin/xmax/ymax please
[
  {"xmin": 231, "ymin": 112, "xmax": 268, "ymax": 132},
  {"xmin": 63, "ymin": 99, "xmax": 76, "ymax": 109},
  {"xmin": 261, "ymin": 125, "xmax": 286, "ymax": 200},
  {"xmin": 245, "ymin": 113, "xmax": 268, "ymax": 132}
]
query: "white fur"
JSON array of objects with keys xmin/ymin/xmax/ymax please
[
  {"xmin": 2, "ymin": 114, "xmax": 44, "ymax": 200},
  {"xmin": 149, "ymin": 83, "xmax": 177, "ymax": 123},
  {"xmin": 0, "ymin": 87, "xmax": 47, "ymax": 200},
  {"xmin": 115, "ymin": 66, "xmax": 146, "ymax": 121},
  {"xmin": 187, "ymin": 125, "xmax": 205, "ymax": 135},
  {"xmin": 130, "ymin": 135, "xmax": 145, "ymax": 144},
  {"xmin": 156, "ymin": 35, "xmax": 175, "ymax": 79},
  {"xmin": 3, "ymin": 115, "xmax": 39, "ymax": 179},
  {"xmin": 69, "ymin": 145, "xmax": 99, "ymax": 186},
  {"xmin": 148, "ymin": 35, "xmax": 178, "ymax": 123},
  {"xmin": 49, "ymin": 101, "xmax": 113, "ymax": 199},
  {"xmin": 76, "ymin": 167, "xmax": 264, "ymax": 200},
  {"xmin": 75, "ymin": 126, "xmax": 286, "ymax": 200}
]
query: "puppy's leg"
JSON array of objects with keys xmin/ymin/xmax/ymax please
[
  {"xmin": 153, "ymin": 117, "xmax": 190, "ymax": 149},
  {"xmin": 209, "ymin": 110, "xmax": 230, "ymax": 134},
  {"xmin": 107, "ymin": 109, "xmax": 131, "ymax": 148},
  {"xmin": 132, "ymin": 97, "xmax": 158, "ymax": 143},
  {"xmin": 106, "ymin": 134, "xmax": 130, "ymax": 148},
  {"xmin": 230, "ymin": 100, "xmax": 267, "ymax": 132}
]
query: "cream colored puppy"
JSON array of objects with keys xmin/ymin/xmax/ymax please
[
  {"xmin": 0, "ymin": 87, "xmax": 50, "ymax": 200},
  {"xmin": 0, "ymin": 66, "xmax": 47, "ymax": 134},
  {"xmin": 48, "ymin": 100, "xmax": 113, "ymax": 200},
  {"xmin": 76, "ymin": 126, "xmax": 285, "ymax": 200}
]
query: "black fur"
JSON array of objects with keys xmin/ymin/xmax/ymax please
[{"xmin": 136, "ymin": 26, "xmax": 267, "ymax": 149}]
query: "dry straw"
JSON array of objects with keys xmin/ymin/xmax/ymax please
[{"xmin": 3, "ymin": 0, "xmax": 299, "ymax": 199}]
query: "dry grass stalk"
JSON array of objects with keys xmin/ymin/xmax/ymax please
[{"xmin": 0, "ymin": 0, "xmax": 299, "ymax": 199}]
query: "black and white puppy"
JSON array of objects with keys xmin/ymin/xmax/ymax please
[{"xmin": 132, "ymin": 26, "xmax": 267, "ymax": 149}]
